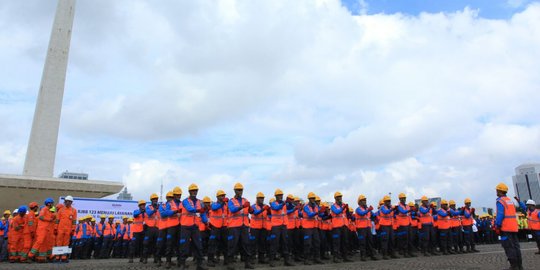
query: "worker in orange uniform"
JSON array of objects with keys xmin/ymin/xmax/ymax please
[
  {"xmin": 395, "ymin": 193, "xmax": 415, "ymax": 257},
  {"xmin": 100, "ymin": 215, "xmax": 116, "ymax": 258},
  {"xmin": 285, "ymin": 195, "xmax": 301, "ymax": 262},
  {"xmin": 377, "ymin": 195, "xmax": 398, "ymax": 260},
  {"xmin": 494, "ymin": 183, "xmax": 523, "ymax": 270},
  {"xmin": 178, "ymin": 184, "xmax": 208, "ymax": 270},
  {"xmin": 0, "ymin": 210, "xmax": 10, "ymax": 262},
  {"xmin": 302, "ymin": 192, "xmax": 323, "ymax": 265},
  {"xmin": 8, "ymin": 206, "xmax": 26, "ymax": 263},
  {"xmin": 207, "ymin": 189, "xmax": 228, "ymax": 267},
  {"xmin": 21, "ymin": 202, "xmax": 38, "ymax": 262},
  {"xmin": 518, "ymin": 199, "xmax": 540, "ymax": 254},
  {"xmin": 249, "ymin": 192, "xmax": 268, "ymax": 265},
  {"xmin": 224, "ymin": 182, "xmax": 253, "ymax": 270},
  {"xmin": 436, "ymin": 200, "xmax": 451, "ymax": 255},
  {"xmin": 123, "ymin": 217, "xmax": 133, "ymax": 259},
  {"xmin": 142, "ymin": 193, "xmax": 160, "ymax": 264},
  {"xmin": 448, "ymin": 200, "xmax": 462, "ymax": 254},
  {"xmin": 28, "ymin": 198, "xmax": 55, "ymax": 263},
  {"xmin": 409, "ymin": 202, "xmax": 419, "ymax": 251},
  {"xmin": 94, "ymin": 214, "xmax": 107, "ymax": 259},
  {"xmin": 55, "ymin": 195, "xmax": 77, "ymax": 262},
  {"xmin": 200, "ymin": 196, "xmax": 212, "ymax": 256},
  {"xmin": 129, "ymin": 200, "xmax": 146, "ymax": 263},
  {"xmin": 330, "ymin": 191, "xmax": 353, "ymax": 263},
  {"xmin": 354, "ymin": 194, "xmax": 376, "ymax": 261},
  {"xmin": 160, "ymin": 187, "xmax": 183, "ymax": 268},
  {"xmin": 418, "ymin": 196, "xmax": 436, "ymax": 256},
  {"xmin": 155, "ymin": 192, "xmax": 172, "ymax": 267},
  {"xmin": 268, "ymin": 188, "xmax": 295, "ymax": 267},
  {"xmin": 318, "ymin": 199, "xmax": 332, "ymax": 260},
  {"xmin": 460, "ymin": 198, "xmax": 478, "ymax": 253}
]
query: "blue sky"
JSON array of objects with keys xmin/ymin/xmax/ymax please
[{"xmin": 1, "ymin": 0, "xmax": 540, "ymax": 207}]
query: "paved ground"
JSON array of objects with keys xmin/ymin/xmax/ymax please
[{"xmin": 0, "ymin": 242, "xmax": 538, "ymax": 270}]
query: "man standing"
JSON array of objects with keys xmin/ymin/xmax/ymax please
[
  {"xmin": 354, "ymin": 195, "xmax": 376, "ymax": 261},
  {"xmin": 225, "ymin": 182, "xmax": 253, "ymax": 270},
  {"xmin": 160, "ymin": 189, "xmax": 182, "ymax": 268},
  {"xmin": 437, "ymin": 200, "xmax": 451, "ymax": 255},
  {"xmin": 396, "ymin": 193, "xmax": 415, "ymax": 257},
  {"xmin": 377, "ymin": 195, "xmax": 397, "ymax": 260},
  {"xmin": 302, "ymin": 192, "xmax": 323, "ymax": 265},
  {"xmin": 494, "ymin": 183, "xmax": 522, "ymax": 270},
  {"xmin": 268, "ymin": 189, "xmax": 294, "ymax": 267},
  {"xmin": 448, "ymin": 200, "xmax": 462, "ymax": 254},
  {"xmin": 0, "ymin": 211, "xmax": 10, "ymax": 262},
  {"xmin": 461, "ymin": 198, "xmax": 478, "ymax": 253},
  {"xmin": 28, "ymin": 198, "xmax": 55, "ymax": 263},
  {"xmin": 56, "ymin": 196, "xmax": 77, "ymax": 262},
  {"xmin": 100, "ymin": 215, "xmax": 116, "ymax": 259},
  {"xmin": 249, "ymin": 192, "xmax": 268, "ymax": 265},
  {"xmin": 8, "ymin": 206, "xmax": 26, "ymax": 263},
  {"xmin": 21, "ymin": 202, "xmax": 38, "ymax": 262},
  {"xmin": 129, "ymin": 200, "xmax": 146, "ymax": 263},
  {"xmin": 142, "ymin": 193, "xmax": 160, "ymax": 264},
  {"xmin": 207, "ymin": 190, "xmax": 228, "ymax": 267},
  {"xmin": 178, "ymin": 183, "xmax": 208, "ymax": 270},
  {"xmin": 518, "ymin": 199, "xmax": 539, "ymax": 254},
  {"xmin": 330, "ymin": 192, "xmax": 353, "ymax": 263}
]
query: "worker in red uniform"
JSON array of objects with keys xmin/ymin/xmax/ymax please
[
  {"xmin": 249, "ymin": 192, "xmax": 268, "ymax": 265},
  {"xmin": 207, "ymin": 189, "xmax": 228, "ymax": 267},
  {"xmin": 268, "ymin": 189, "xmax": 295, "ymax": 267},
  {"xmin": 55, "ymin": 195, "xmax": 77, "ymax": 261},
  {"xmin": 178, "ymin": 184, "xmax": 208, "ymax": 270},
  {"xmin": 354, "ymin": 194, "xmax": 376, "ymax": 261},
  {"xmin": 302, "ymin": 192, "xmax": 323, "ymax": 265},
  {"xmin": 494, "ymin": 183, "xmax": 523, "ymax": 270},
  {"xmin": 28, "ymin": 198, "xmax": 55, "ymax": 263},
  {"xmin": 21, "ymin": 202, "xmax": 38, "ymax": 262},
  {"xmin": 8, "ymin": 206, "xmax": 26, "ymax": 263},
  {"xmin": 142, "ymin": 193, "xmax": 160, "ymax": 264}
]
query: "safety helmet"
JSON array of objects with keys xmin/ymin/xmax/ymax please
[
  {"xmin": 315, "ymin": 196, "xmax": 321, "ymax": 202},
  {"xmin": 334, "ymin": 191, "xmax": 343, "ymax": 198},
  {"xmin": 464, "ymin": 198, "xmax": 472, "ymax": 204},
  {"xmin": 383, "ymin": 195, "xmax": 391, "ymax": 201},
  {"xmin": 3, "ymin": 210, "xmax": 11, "ymax": 215},
  {"xmin": 294, "ymin": 196, "xmax": 300, "ymax": 202},
  {"xmin": 256, "ymin": 192, "xmax": 265, "ymax": 198},
  {"xmin": 18, "ymin": 206, "xmax": 27, "ymax": 214},
  {"xmin": 526, "ymin": 199, "xmax": 536, "ymax": 205},
  {"xmin": 100, "ymin": 214, "xmax": 106, "ymax": 218},
  {"xmin": 166, "ymin": 191, "xmax": 174, "ymax": 198},
  {"xmin": 128, "ymin": 218, "xmax": 133, "ymax": 222},
  {"xmin": 379, "ymin": 200, "xmax": 384, "ymax": 206},
  {"xmin": 91, "ymin": 218, "xmax": 96, "ymax": 222},
  {"xmin": 408, "ymin": 202, "xmax": 415, "ymax": 207},
  {"xmin": 441, "ymin": 200, "xmax": 448, "ymax": 205},
  {"xmin": 13, "ymin": 209, "xmax": 18, "ymax": 214},
  {"xmin": 421, "ymin": 196, "xmax": 429, "ymax": 201},
  {"xmin": 150, "ymin": 193, "xmax": 159, "ymax": 200},
  {"xmin": 29, "ymin": 202, "xmax": 38, "ymax": 208},
  {"xmin": 138, "ymin": 200, "xmax": 146, "ymax": 205},
  {"xmin": 234, "ymin": 182, "xmax": 244, "ymax": 190},
  {"xmin": 307, "ymin": 192, "xmax": 316, "ymax": 199},
  {"xmin": 64, "ymin": 195, "xmax": 74, "ymax": 202},
  {"xmin": 357, "ymin": 194, "xmax": 366, "ymax": 201},
  {"xmin": 188, "ymin": 183, "xmax": 199, "ymax": 191},
  {"xmin": 274, "ymin": 189, "xmax": 284, "ymax": 196},
  {"xmin": 398, "ymin": 193, "xmax": 406, "ymax": 199},
  {"xmin": 203, "ymin": 196, "xmax": 211, "ymax": 203},
  {"xmin": 44, "ymin": 198, "xmax": 54, "ymax": 205},
  {"xmin": 115, "ymin": 220, "xmax": 121, "ymax": 224},
  {"xmin": 122, "ymin": 215, "xmax": 127, "ymax": 219},
  {"xmin": 495, "ymin": 182, "xmax": 508, "ymax": 192},
  {"xmin": 108, "ymin": 215, "xmax": 114, "ymax": 219},
  {"xmin": 449, "ymin": 200, "xmax": 456, "ymax": 205},
  {"xmin": 173, "ymin": 186, "xmax": 183, "ymax": 195},
  {"xmin": 269, "ymin": 198, "xmax": 276, "ymax": 203},
  {"xmin": 286, "ymin": 194, "xmax": 294, "ymax": 200},
  {"xmin": 216, "ymin": 190, "xmax": 226, "ymax": 197}
]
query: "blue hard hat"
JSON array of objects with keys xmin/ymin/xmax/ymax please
[
  {"xmin": 18, "ymin": 206, "xmax": 27, "ymax": 213},
  {"xmin": 44, "ymin": 198, "xmax": 54, "ymax": 205}
]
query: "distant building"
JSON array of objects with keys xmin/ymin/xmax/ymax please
[
  {"xmin": 117, "ymin": 187, "xmax": 133, "ymax": 200},
  {"xmin": 512, "ymin": 163, "xmax": 540, "ymax": 206},
  {"xmin": 58, "ymin": 171, "xmax": 88, "ymax": 180},
  {"xmin": 414, "ymin": 197, "xmax": 441, "ymax": 207}
]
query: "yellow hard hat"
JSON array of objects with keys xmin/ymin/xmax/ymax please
[
  {"xmin": 188, "ymin": 183, "xmax": 199, "ymax": 191},
  {"xmin": 128, "ymin": 218, "xmax": 133, "ymax": 222},
  {"xmin": 79, "ymin": 217, "xmax": 84, "ymax": 221},
  {"xmin": 3, "ymin": 210, "xmax": 11, "ymax": 215},
  {"xmin": 334, "ymin": 191, "xmax": 343, "ymax": 198},
  {"xmin": 203, "ymin": 196, "xmax": 211, "ymax": 203},
  {"xmin": 173, "ymin": 186, "xmax": 183, "ymax": 195},
  {"xmin": 287, "ymin": 194, "xmax": 294, "ymax": 200},
  {"xmin": 496, "ymin": 182, "xmax": 508, "ymax": 192},
  {"xmin": 108, "ymin": 215, "xmax": 114, "ymax": 218},
  {"xmin": 216, "ymin": 190, "xmax": 226, "ymax": 197},
  {"xmin": 100, "ymin": 214, "xmax": 106, "ymax": 218},
  {"xmin": 357, "ymin": 194, "xmax": 366, "ymax": 201},
  {"xmin": 441, "ymin": 200, "xmax": 448, "ymax": 205},
  {"xmin": 269, "ymin": 198, "xmax": 276, "ymax": 203},
  {"xmin": 408, "ymin": 202, "xmax": 415, "ymax": 207},
  {"xmin": 449, "ymin": 200, "xmax": 456, "ymax": 205},
  {"xmin": 348, "ymin": 208, "xmax": 353, "ymax": 213},
  {"xmin": 307, "ymin": 192, "xmax": 316, "ymax": 199},
  {"xmin": 86, "ymin": 215, "xmax": 93, "ymax": 219},
  {"xmin": 315, "ymin": 196, "xmax": 321, "ymax": 202},
  {"xmin": 421, "ymin": 196, "xmax": 428, "ymax": 201},
  {"xmin": 294, "ymin": 196, "xmax": 300, "ymax": 201},
  {"xmin": 115, "ymin": 220, "xmax": 121, "ymax": 224},
  {"xmin": 379, "ymin": 199, "xmax": 384, "ymax": 205},
  {"xmin": 138, "ymin": 200, "xmax": 146, "ymax": 205},
  {"xmin": 398, "ymin": 193, "xmax": 406, "ymax": 199},
  {"xmin": 383, "ymin": 195, "xmax": 391, "ymax": 201},
  {"xmin": 150, "ymin": 193, "xmax": 159, "ymax": 200},
  {"xmin": 166, "ymin": 191, "xmax": 174, "ymax": 198},
  {"xmin": 122, "ymin": 215, "xmax": 127, "ymax": 219},
  {"xmin": 256, "ymin": 192, "xmax": 265, "ymax": 198},
  {"xmin": 464, "ymin": 198, "xmax": 472, "ymax": 203},
  {"xmin": 234, "ymin": 182, "xmax": 244, "ymax": 190},
  {"xmin": 91, "ymin": 218, "xmax": 96, "ymax": 222},
  {"xmin": 274, "ymin": 189, "xmax": 284, "ymax": 196},
  {"xmin": 1, "ymin": 217, "xmax": 4, "ymax": 221}
]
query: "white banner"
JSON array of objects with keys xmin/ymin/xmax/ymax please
[
  {"xmin": 52, "ymin": 246, "xmax": 72, "ymax": 255},
  {"xmin": 59, "ymin": 197, "xmax": 139, "ymax": 221}
]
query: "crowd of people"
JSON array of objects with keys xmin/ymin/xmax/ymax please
[{"xmin": 0, "ymin": 182, "xmax": 538, "ymax": 270}]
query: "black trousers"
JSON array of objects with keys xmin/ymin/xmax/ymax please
[
  {"xmin": 179, "ymin": 225, "xmax": 204, "ymax": 264},
  {"xmin": 93, "ymin": 236, "xmax": 103, "ymax": 258},
  {"xmin": 227, "ymin": 226, "xmax": 252, "ymax": 261},
  {"xmin": 438, "ymin": 229, "xmax": 450, "ymax": 253},
  {"xmin": 397, "ymin": 225, "xmax": 410, "ymax": 254},
  {"xmin": 420, "ymin": 224, "xmax": 434, "ymax": 253},
  {"xmin": 155, "ymin": 229, "xmax": 167, "ymax": 259},
  {"xmin": 208, "ymin": 226, "xmax": 227, "ymax": 259},
  {"xmin": 379, "ymin": 225, "xmax": 395, "ymax": 256},
  {"xmin": 331, "ymin": 226, "xmax": 349, "ymax": 258},
  {"xmin": 500, "ymin": 231, "xmax": 522, "ymax": 265},
  {"xmin": 319, "ymin": 229, "xmax": 330, "ymax": 257},
  {"xmin": 129, "ymin": 232, "xmax": 144, "ymax": 259},
  {"xmin": 165, "ymin": 225, "xmax": 180, "ymax": 262},
  {"xmin": 268, "ymin": 225, "xmax": 288, "ymax": 260},
  {"xmin": 143, "ymin": 226, "xmax": 159, "ymax": 258},
  {"xmin": 451, "ymin": 226, "xmax": 462, "ymax": 251},
  {"xmin": 462, "ymin": 225, "xmax": 475, "ymax": 250},
  {"xmin": 100, "ymin": 236, "xmax": 114, "ymax": 258},
  {"xmin": 249, "ymin": 228, "xmax": 267, "ymax": 259},
  {"xmin": 357, "ymin": 227, "xmax": 375, "ymax": 257},
  {"xmin": 303, "ymin": 228, "xmax": 321, "ymax": 260},
  {"xmin": 410, "ymin": 226, "xmax": 419, "ymax": 250}
]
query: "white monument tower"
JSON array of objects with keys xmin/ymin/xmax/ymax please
[
  {"xmin": 24, "ymin": 0, "xmax": 75, "ymax": 177},
  {"xmin": 0, "ymin": 0, "xmax": 123, "ymax": 211}
]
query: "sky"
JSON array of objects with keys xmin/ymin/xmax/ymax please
[{"xmin": 1, "ymin": 0, "xmax": 539, "ymax": 208}]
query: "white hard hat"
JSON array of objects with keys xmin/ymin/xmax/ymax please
[
  {"xmin": 65, "ymin": 195, "xmax": 74, "ymax": 201},
  {"xmin": 13, "ymin": 209, "xmax": 18, "ymax": 214},
  {"xmin": 526, "ymin": 199, "xmax": 536, "ymax": 205}
]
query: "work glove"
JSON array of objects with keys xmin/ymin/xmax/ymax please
[
  {"xmin": 343, "ymin": 204, "xmax": 349, "ymax": 210},
  {"xmin": 368, "ymin": 205, "xmax": 374, "ymax": 211},
  {"xmin": 243, "ymin": 201, "xmax": 250, "ymax": 208},
  {"xmin": 223, "ymin": 197, "xmax": 229, "ymax": 203},
  {"xmin": 263, "ymin": 205, "xmax": 270, "ymax": 211}
]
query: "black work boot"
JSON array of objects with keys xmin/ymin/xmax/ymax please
[
  {"xmin": 245, "ymin": 260, "xmax": 255, "ymax": 269},
  {"xmin": 284, "ymin": 256, "xmax": 295, "ymax": 266}
]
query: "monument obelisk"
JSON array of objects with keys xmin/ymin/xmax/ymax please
[{"xmin": 23, "ymin": 0, "xmax": 75, "ymax": 177}]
